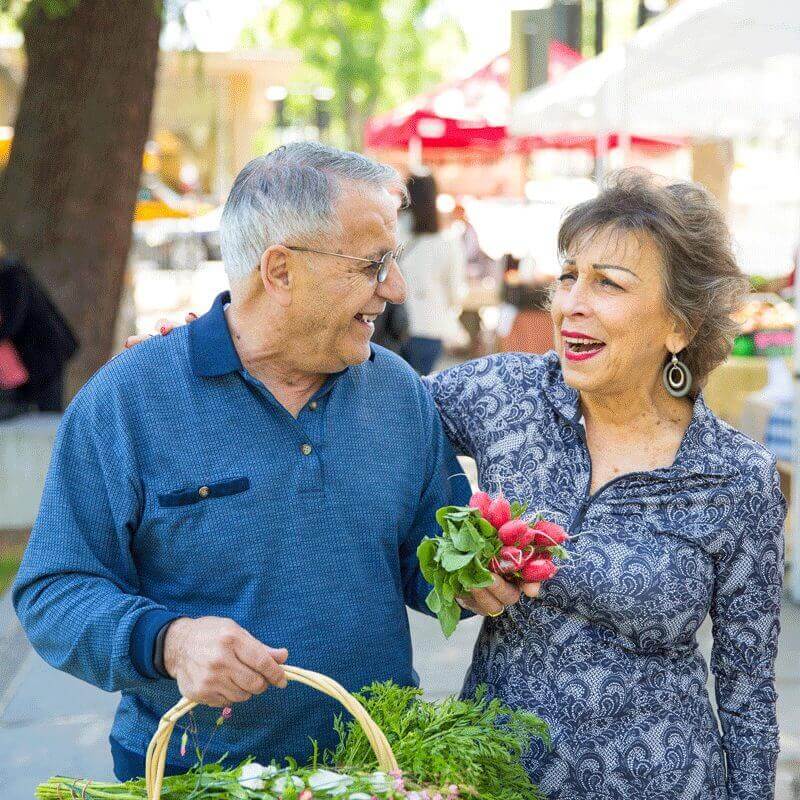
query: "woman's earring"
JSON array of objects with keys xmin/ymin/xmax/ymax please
[{"xmin": 663, "ymin": 352, "xmax": 692, "ymax": 398}]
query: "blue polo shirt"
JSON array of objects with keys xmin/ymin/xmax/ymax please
[{"xmin": 13, "ymin": 292, "xmax": 469, "ymax": 778}]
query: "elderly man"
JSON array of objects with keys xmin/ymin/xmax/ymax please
[{"xmin": 13, "ymin": 143, "xmax": 531, "ymax": 779}]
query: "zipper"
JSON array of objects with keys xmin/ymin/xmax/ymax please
[
  {"xmin": 566, "ymin": 412, "xmax": 729, "ymax": 537},
  {"xmin": 568, "ymin": 418, "xmax": 653, "ymax": 536}
]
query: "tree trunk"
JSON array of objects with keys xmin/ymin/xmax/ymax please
[{"xmin": 0, "ymin": 0, "xmax": 162, "ymax": 398}]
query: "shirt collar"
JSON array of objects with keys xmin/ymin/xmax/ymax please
[
  {"xmin": 540, "ymin": 351, "xmax": 733, "ymax": 479},
  {"xmin": 189, "ymin": 292, "xmax": 243, "ymax": 377},
  {"xmin": 189, "ymin": 291, "xmax": 376, "ymax": 379}
]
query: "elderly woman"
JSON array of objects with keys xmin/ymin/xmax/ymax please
[{"xmin": 426, "ymin": 170, "xmax": 785, "ymax": 800}]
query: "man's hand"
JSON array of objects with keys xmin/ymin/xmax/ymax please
[
  {"xmin": 163, "ymin": 616, "xmax": 289, "ymax": 707},
  {"xmin": 457, "ymin": 575, "xmax": 541, "ymax": 617}
]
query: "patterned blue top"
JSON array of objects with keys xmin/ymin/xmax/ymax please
[{"xmin": 426, "ymin": 352, "xmax": 786, "ymax": 800}]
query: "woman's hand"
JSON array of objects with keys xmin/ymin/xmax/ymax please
[
  {"xmin": 123, "ymin": 312, "xmax": 197, "ymax": 350},
  {"xmin": 458, "ymin": 574, "xmax": 541, "ymax": 618}
]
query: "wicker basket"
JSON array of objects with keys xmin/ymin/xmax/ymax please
[{"xmin": 145, "ymin": 665, "xmax": 399, "ymax": 800}]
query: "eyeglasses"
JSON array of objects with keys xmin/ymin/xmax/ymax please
[{"xmin": 285, "ymin": 243, "xmax": 405, "ymax": 283}]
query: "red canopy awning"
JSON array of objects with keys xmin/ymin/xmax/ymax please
[{"xmin": 364, "ymin": 51, "xmax": 682, "ymax": 156}]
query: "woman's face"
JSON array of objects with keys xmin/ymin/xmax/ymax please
[{"xmin": 550, "ymin": 226, "xmax": 688, "ymax": 398}]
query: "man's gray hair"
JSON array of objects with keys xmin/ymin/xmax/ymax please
[{"xmin": 219, "ymin": 141, "xmax": 406, "ymax": 283}]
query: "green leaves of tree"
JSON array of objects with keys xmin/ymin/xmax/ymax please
[{"xmin": 255, "ymin": 0, "xmax": 465, "ymax": 149}]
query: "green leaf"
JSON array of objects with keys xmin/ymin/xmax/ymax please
[
  {"xmin": 475, "ymin": 516, "xmax": 496, "ymax": 539},
  {"xmin": 510, "ymin": 501, "xmax": 529, "ymax": 519},
  {"xmin": 441, "ymin": 579, "xmax": 456, "ymax": 603},
  {"xmin": 547, "ymin": 545, "xmax": 570, "ymax": 561},
  {"xmin": 440, "ymin": 546, "xmax": 475, "ymax": 573},
  {"xmin": 459, "ymin": 556, "xmax": 495, "ymax": 590},
  {"xmin": 450, "ymin": 519, "xmax": 482, "ymax": 553},
  {"xmin": 417, "ymin": 538, "xmax": 438, "ymax": 582},
  {"xmin": 435, "ymin": 505, "xmax": 459, "ymax": 530},
  {"xmin": 426, "ymin": 588, "xmax": 442, "ymax": 613},
  {"xmin": 439, "ymin": 599, "xmax": 461, "ymax": 637},
  {"xmin": 434, "ymin": 569, "xmax": 446, "ymax": 597}
]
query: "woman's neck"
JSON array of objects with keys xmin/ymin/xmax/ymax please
[{"xmin": 579, "ymin": 382, "xmax": 693, "ymax": 435}]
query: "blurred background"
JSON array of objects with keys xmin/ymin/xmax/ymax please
[{"xmin": 0, "ymin": 0, "xmax": 799, "ymax": 797}]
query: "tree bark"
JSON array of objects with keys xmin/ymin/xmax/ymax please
[{"xmin": 0, "ymin": 0, "xmax": 162, "ymax": 398}]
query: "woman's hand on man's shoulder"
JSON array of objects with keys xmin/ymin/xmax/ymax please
[{"xmin": 123, "ymin": 312, "xmax": 197, "ymax": 350}]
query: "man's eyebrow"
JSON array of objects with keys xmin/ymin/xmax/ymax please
[{"xmin": 562, "ymin": 258, "xmax": 639, "ymax": 278}]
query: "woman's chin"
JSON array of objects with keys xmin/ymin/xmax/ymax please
[{"xmin": 559, "ymin": 353, "xmax": 606, "ymax": 391}]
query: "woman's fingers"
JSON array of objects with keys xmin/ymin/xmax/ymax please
[
  {"xmin": 123, "ymin": 312, "xmax": 195, "ymax": 351},
  {"xmin": 458, "ymin": 588, "xmax": 505, "ymax": 616},
  {"xmin": 124, "ymin": 333, "xmax": 153, "ymax": 349},
  {"xmin": 486, "ymin": 574, "xmax": 522, "ymax": 606}
]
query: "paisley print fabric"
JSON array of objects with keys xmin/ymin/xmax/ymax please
[{"xmin": 425, "ymin": 351, "xmax": 785, "ymax": 800}]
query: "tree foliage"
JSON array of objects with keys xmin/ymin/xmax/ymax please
[{"xmin": 244, "ymin": 0, "xmax": 465, "ymax": 150}]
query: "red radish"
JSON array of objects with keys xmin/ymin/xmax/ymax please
[
  {"xmin": 532, "ymin": 519, "xmax": 568, "ymax": 547},
  {"xmin": 469, "ymin": 491, "xmax": 492, "ymax": 517},
  {"xmin": 516, "ymin": 527, "xmax": 536, "ymax": 548},
  {"xmin": 498, "ymin": 519, "xmax": 530, "ymax": 547},
  {"xmin": 499, "ymin": 546, "xmax": 525, "ymax": 570},
  {"xmin": 521, "ymin": 558, "xmax": 558, "ymax": 582},
  {"xmin": 486, "ymin": 495, "xmax": 512, "ymax": 529},
  {"xmin": 490, "ymin": 546, "xmax": 525, "ymax": 575}
]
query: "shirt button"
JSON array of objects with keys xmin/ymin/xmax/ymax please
[
  {"xmin": 198, "ymin": 486, "xmax": 210, "ymax": 498},
  {"xmin": 300, "ymin": 444, "xmax": 313, "ymax": 456},
  {"xmin": 308, "ymin": 401, "xmax": 318, "ymax": 411}
]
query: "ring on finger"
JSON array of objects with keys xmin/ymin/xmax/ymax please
[{"xmin": 487, "ymin": 608, "xmax": 504, "ymax": 618}]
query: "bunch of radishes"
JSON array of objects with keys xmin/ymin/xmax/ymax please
[{"xmin": 468, "ymin": 491, "xmax": 568, "ymax": 583}]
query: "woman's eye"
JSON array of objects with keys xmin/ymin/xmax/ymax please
[
  {"xmin": 557, "ymin": 273, "xmax": 576, "ymax": 282},
  {"xmin": 600, "ymin": 277, "xmax": 621, "ymax": 289}
]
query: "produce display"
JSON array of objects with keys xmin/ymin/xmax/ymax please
[
  {"xmin": 36, "ymin": 682, "xmax": 549, "ymax": 800},
  {"xmin": 731, "ymin": 294, "xmax": 797, "ymax": 356},
  {"xmin": 732, "ymin": 295, "xmax": 797, "ymax": 334},
  {"xmin": 417, "ymin": 492, "xmax": 569, "ymax": 636}
]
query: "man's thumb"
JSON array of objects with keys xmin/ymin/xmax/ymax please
[{"xmin": 268, "ymin": 647, "xmax": 289, "ymax": 664}]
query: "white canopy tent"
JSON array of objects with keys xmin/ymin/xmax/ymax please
[
  {"xmin": 511, "ymin": 0, "xmax": 800, "ymax": 140},
  {"xmin": 512, "ymin": 0, "xmax": 800, "ymax": 603}
]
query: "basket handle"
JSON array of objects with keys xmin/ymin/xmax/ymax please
[{"xmin": 145, "ymin": 665, "xmax": 399, "ymax": 800}]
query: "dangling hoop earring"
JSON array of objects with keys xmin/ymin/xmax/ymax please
[{"xmin": 663, "ymin": 352, "xmax": 692, "ymax": 398}]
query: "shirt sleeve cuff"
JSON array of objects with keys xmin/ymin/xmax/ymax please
[{"xmin": 130, "ymin": 609, "xmax": 184, "ymax": 679}]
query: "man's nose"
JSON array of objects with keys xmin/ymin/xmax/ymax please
[{"xmin": 377, "ymin": 260, "xmax": 406, "ymax": 304}]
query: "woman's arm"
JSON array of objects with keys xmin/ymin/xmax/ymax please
[
  {"xmin": 422, "ymin": 352, "xmax": 523, "ymax": 459},
  {"xmin": 422, "ymin": 360, "xmax": 483, "ymax": 458},
  {"xmin": 710, "ymin": 456, "xmax": 786, "ymax": 800}
]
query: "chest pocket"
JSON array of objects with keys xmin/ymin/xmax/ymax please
[{"xmin": 157, "ymin": 477, "xmax": 250, "ymax": 507}]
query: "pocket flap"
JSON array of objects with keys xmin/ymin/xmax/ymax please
[{"xmin": 157, "ymin": 477, "xmax": 250, "ymax": 508}]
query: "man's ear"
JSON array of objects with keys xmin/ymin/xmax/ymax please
[{"xmin": 259, "ymin": 245, "xmax": 293, "ymax": 307}]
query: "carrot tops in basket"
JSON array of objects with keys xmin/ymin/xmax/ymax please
[
  {"xmin": 417, "ymin": 491, "xmax": 570, "ymax": 636},
  {"xmin": 37, "ymin": 681, "xmax": 549, "ymax": 800}
]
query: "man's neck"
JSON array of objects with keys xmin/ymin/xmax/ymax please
[{"xmin": 224, "ymin": 303, "xmax": 327, "ymax": 417}]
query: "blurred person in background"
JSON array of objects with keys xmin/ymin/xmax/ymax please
[
  {"xmin": 400, "ymin": 173, "xmax": 465, "ymax": 375},
  {"xmin": 371, "ymin": 298, "xmax": 410, "ymax": 355},
  {"xmin": 451, "ymin": 201, "xmax": 497, "ymax": 282},
  {"xmin": 0, "ymin": 241, "xmax": 78, "ymax": 414}
]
